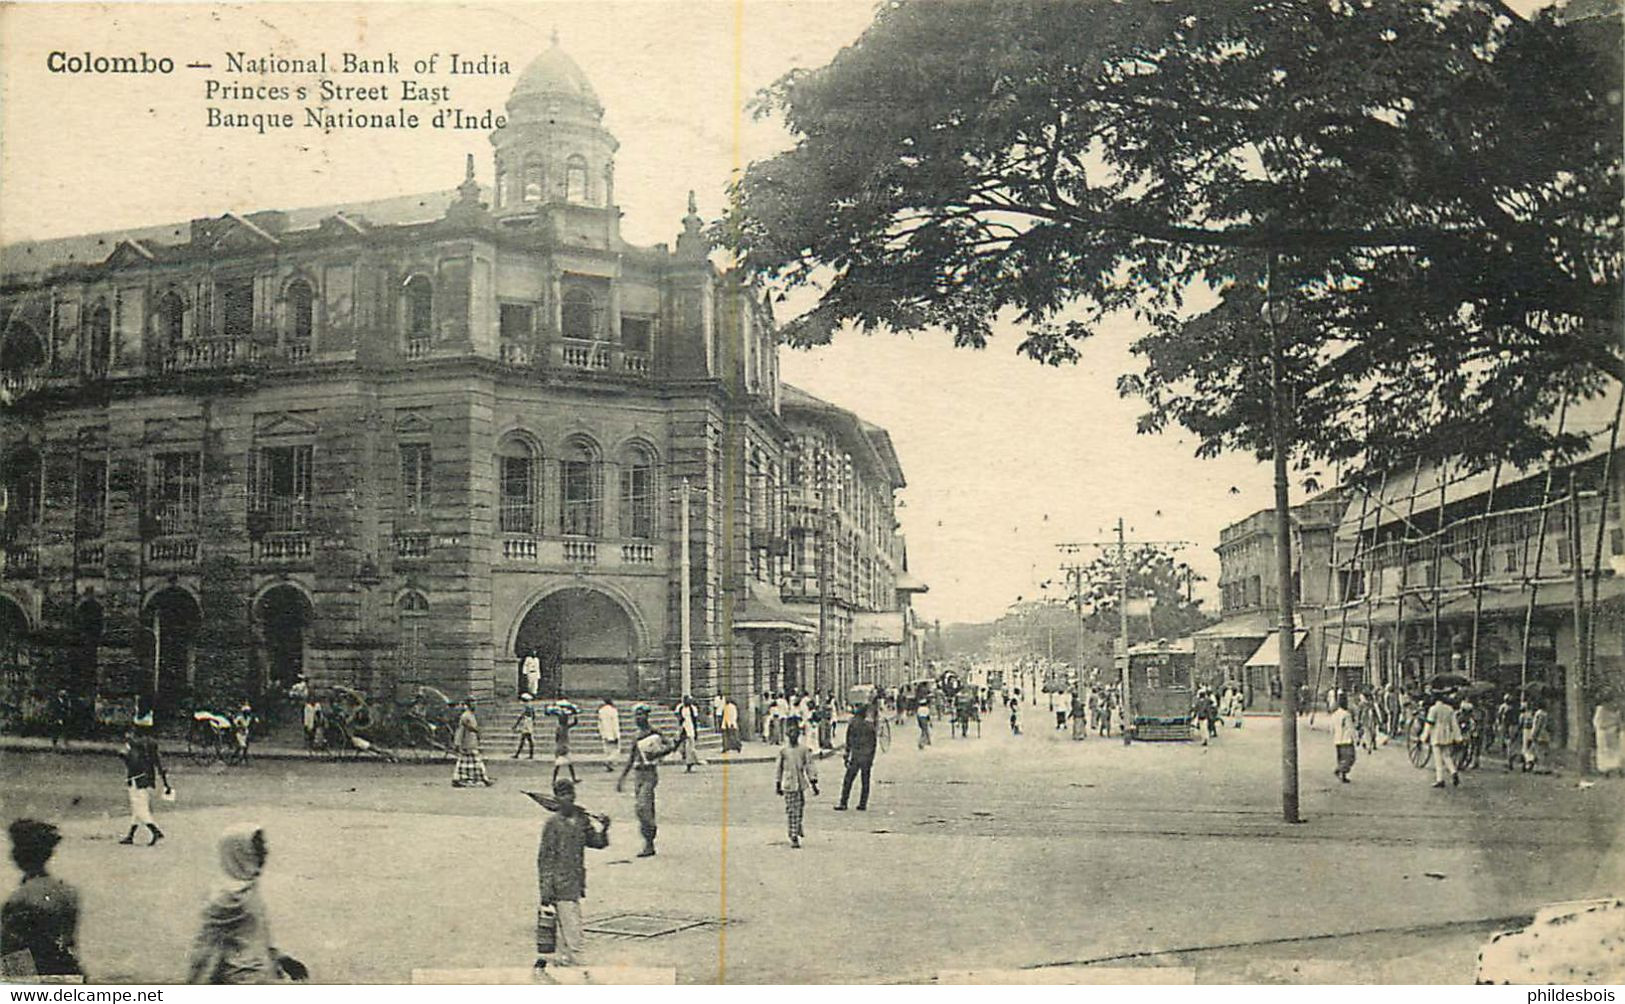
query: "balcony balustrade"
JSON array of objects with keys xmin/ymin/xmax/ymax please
[
  {"xmin": 502, "ymin": 537, "xmax": 539, "ymax": 562},
  {"xmin": 163, "ymin": 339, "xmax": 245, "ymax": 372},
  {"xmin": 621, "ymin": 542, "xmax": 656, "ymax": 565},
  {"xmin": 75, "ymin": 543, "xmax": 105, "ymax": 569},
  {"xmin": 252, "ymin": 534, "xmax": 312, "ymax": 562},
  {"xmin": 148, "ymin": 538, "xmax": 198, "ymax": 564},
  {"xmin": 404, "ymin": 338, "xmax": 433, "ymax": 361},
  {"xmin": 557, "ymin": 340, "xmax": 612, "ymax": 372},
  {"xmin": 499, "ymin": 342, "xmax": 535, "ymax": 368},
  {"xmin": 394, "ymin": 532, "xmax": 431, "ymax": 559},
  {"xmin": 562, "ymin": 540, "xmax": 598, "ymax": 564},
  {"xmin": 3, "ymin": 545, "xmax": 38, "ymax": 579}
]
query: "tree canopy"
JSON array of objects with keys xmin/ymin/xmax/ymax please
[{"xmin": 726, "ymin": 0, "xmax": 1623, "ymax": 473}]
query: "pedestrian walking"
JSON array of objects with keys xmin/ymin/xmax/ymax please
[
  {"xmin": 1008, "ymin": 696, "xmax": 1021, "ymax": 735},
  {"xmin": 616, "ymin": 706, "xmax": 672, "ymax": 857},
  {"xmin": 452, "ymin": 700, "xmax": 495, "ymax": 788},
  {"xmin": 776, "ymin": 722, "xmax": 819, "ymax": 848},
  {"xmin": 230, "ymin": 703, "xmax": 254, "ymax": 765},
  {"xmin": 720, "ymin": 696, "xmax": 741, "ymax": 753},
  {"xmin": 301, "ymin": 692, "xmax": 323, "ymax": 754},
  {"xmin": 1593, "ymin": 697, "xmax": 1623, "ymax": 776},
  {"xmin": 1052, "ymin": 691, "xmax": 1068, "ymax": 731},
  {"xmin": 835, "ymin": 703, "xmax": 876, "ymax": 811},
  {"xmin": 597, "ymin": 697, "xmax": 621, "ymax": 770},
  {"xmin": 1423, "ymin": 692, "xmax": 1463, "ymax": 788},
  {"xmin": 1329, "ymin": 694, "xmax": 1356, "ymax": 783},
  {"xmin": 711, "ymin": 693, "xmax": 725, "ymax": 732},
  {"xmin": 549, "ymin": 701, "xmax": 580, "ymax": 786},
  {"xmin": 48, "ymin": 690, "xmax": 72, "ymax": 749},
  {"xmin": 534, "ymin": 778, "xmax": 609, "ymax": 972},
  {"xmin": 2, "ymin": 819, "xmax": 81, "ymax": 978},
  {"xmin": 916, "ymin": 697, "xmax": 933, "ymax": 748},
  {"xmin": 186, "ymin": 825, "xmax": 307, "ymax": 984},
  {"xmin": 119, "ymin": 714, "xmax": 170, "ymax": 846},
  {"xmin": 1071, "ymin": 689, "xmax": 1087, "ymax": 740},
  {"xmin": 512, "ymin": 693, "xmax": 537, "ymax": 759},
  {"xmin": 678, "ymin": 696, "xmax": 702, "ymax": 772},
  {"xmin": 1522, "ymin": 704, "xmax": 1551, "ymax": 774}
]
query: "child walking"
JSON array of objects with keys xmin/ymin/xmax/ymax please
[
  {"xmin": 775, "ymin": 722, "xmax": 819, "ymax": 849},
  {"xmin": 512, "ymin": 694, "xmax": 537, "ymax": 759}
]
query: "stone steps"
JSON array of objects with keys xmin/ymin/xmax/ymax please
[{"xmin": 491, "ymin": 702, "xmax": 723, "ymax": 760}]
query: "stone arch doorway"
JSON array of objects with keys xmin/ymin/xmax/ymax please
[
  {"xmin": 255, "ymin": 584, "xmax": 312, "ymax": 698},
  {"xmin": 137, "ymin": 588, "xmax": 200, "ymax": 715},
  {"xmin": 513, "ymin": 588, "xmax": 638, "ymax": 699}
]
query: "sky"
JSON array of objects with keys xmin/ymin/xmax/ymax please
[{"xmin": 6, "ymin": 0, "xmax": 1562, "ymax": 626}]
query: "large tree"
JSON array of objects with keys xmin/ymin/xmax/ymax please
[{"xmin": 726, "ymin": 0, "xmax": 1622, "ymax": 473}]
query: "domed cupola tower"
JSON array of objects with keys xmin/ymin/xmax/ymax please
[{"xmin": 490, "ymin": 33, "xmax": 620, "ymax": 243}]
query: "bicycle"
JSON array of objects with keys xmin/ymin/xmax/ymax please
[
  {"xmin": 875, "ymin": 714, "xmax": 892, "ymax": 753},
  {"xmin": 1407, "ymin": 717, "xmax": 1433, "ymax": 769}
]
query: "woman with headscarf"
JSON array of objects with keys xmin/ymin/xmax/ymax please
[{"xmin": 186, "ymin": 825, "xmax": 307, "ymax": 984}]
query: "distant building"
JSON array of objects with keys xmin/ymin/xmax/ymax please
[{"xmin": 0, "ymin": 38, "xmax": 918, "ymax": 727}]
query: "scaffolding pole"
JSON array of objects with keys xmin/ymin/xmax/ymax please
[
  {"xmin": 1429, "ymin": 462, "xmax": 1450, "ymax": 677},
  {"xmin": 1520, "ymin": 401, "xmax": 1569, "ymax": 694},
  {"xmin": 1468, "ymin": 461, "xmax": 1504, "ymax": 679},
  {"xmin": 1393, "ymin": 459, "xmax": 1425, "ymax": 688}
]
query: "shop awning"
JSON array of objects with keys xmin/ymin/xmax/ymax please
[
  {"xmin": 895, "ymin": 570, "xmax": 929, "ymax": 593},
  {"xmin": 1322, "ymin": 641, "xmax": 1369, "ymax": 669},
  {"xmin": 1244, "ymin": 630, "xmax": 1308, "ymax": 668},
  {"xmin": 732, "ymin": 581, "xmax": 817, "ymax": 635},
  {"xmin": 1193, "ymin": 613, "xmax": 1273, "ymax": 640},
  {"xmin": 853, "ymin": 611, "xmax": 906, "ymax": 646}
]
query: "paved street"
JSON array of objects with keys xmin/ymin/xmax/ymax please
[{"xmin": 1, "ymin": 719, "xmax": 1620, "ymax": 984}]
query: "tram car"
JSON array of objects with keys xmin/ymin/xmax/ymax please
[{"xmin": 1125, "ymin": 638, "xmax": 1196, "ymax": 741}]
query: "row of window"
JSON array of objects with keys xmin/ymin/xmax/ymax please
[{"xmin": 2, "ymin": 441, "xmax": 662, "ymax": 543}]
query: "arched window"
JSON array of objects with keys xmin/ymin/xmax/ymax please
[
  {"xmin": 561, "ymin": 288, "xmax": 595, "ymax": 340},
  {"xmin": 83, "ymin": 305, "xmax": 113, "ymax": 375},
  {"xmin": 619, "ymin": 444, "xmax": 656, "ymax": 539},
  {"xmin": 397, "ymin": 591, "xmax": 430, "ymax": 684},
  {"xmin": 565, "ymin": 155, "xmax": 589, "ymax": 204},
  {"xmin": 498, "ymin": 438, "xmax": 536, "ymax": 534},
  {"xmin": 403, "ymin": 275, "xmax": 433, "ymax": 346},
  {"xmin": 559, "ymin": 438, "xmax": 601, "ymax": 537},
  {"xmin": 286, "ymin": 279, "xmax": 314, "ymax": 343},
  {"xmin": 0, "ymin": 324, "xmax": 45, "ymax": 377},
  {"xmin": 155, "ymin": 293, "xmax": 185, "ymax": 345},
  {"xmin": 524, "ymin": 160, "xmax": 544, "ymax": 203},
  {"xmin": 565, "ymin": 285, "xmax": 604, "ymax": 339}
]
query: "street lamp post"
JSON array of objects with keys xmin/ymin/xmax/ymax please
[{"xmin": 1264, "ymin": 252, "xmax": 1302, "ymax": 825}]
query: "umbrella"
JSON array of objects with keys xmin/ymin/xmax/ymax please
[
  {"xmin": 1463, "ymin": 681, "xmax": 1500, "ymax": 697},
  {"xmin": 1521, "ymin": 681, "xmax": 1558, "ymax": 696},
  {"xmin": 1429, "ymin": 674, "xmax": 1472, "ymax": 690}
]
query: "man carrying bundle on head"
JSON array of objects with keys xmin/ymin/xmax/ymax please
[
  {"xmin": 616, "ymin": 704, "xmax": 673, "ymax": 858},
  {"xmin": 547, "ymin": 700, "xmax": 581, "ymax": 786}
]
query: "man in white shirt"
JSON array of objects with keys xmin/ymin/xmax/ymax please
[
  {"xmin": 1329, "ymin": 693, "xmax": 1356, "ymax": 783},
  {"xmin": 597, "ymin": 698, "xmax": 621, "ymax": 772}
]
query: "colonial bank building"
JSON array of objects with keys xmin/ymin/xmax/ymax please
[{"xmin": 0, "ymin": 41, "xmax": 927, "ymax": 725}]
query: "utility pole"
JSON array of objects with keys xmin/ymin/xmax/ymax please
[
  {"xmin": 816, "ymin": 450, "xmax": 832, "ymax": 694},
  {"xmin": 1265, "ymin": 250, "xmax": 1302, "ymax": 824},
  {"xmin": 678, "ymin": 477, "xmax": 692, "ymax": 699},
  {"xmin": 1567, "ymin": 472, "xmax": 1590, "ymax": 771},
  {"xmin": 1117, "ymin": 518, "xmax": 1132, "ymax": 743}
]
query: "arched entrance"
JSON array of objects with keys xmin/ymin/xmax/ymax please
[
  {"xmin": 137, "ymin": 588, "xmax": 200, "ymax": 715},
  {"xmin": 513, "ymin": 588, "xmax": 638, "ymax": 699},
  {"xmin": 0, "ymin": 598, "xmax": 31, "ymax": 710},
  {"xmin": 255, "ymin": 585, "xmax": 311, "ymax": 697}
]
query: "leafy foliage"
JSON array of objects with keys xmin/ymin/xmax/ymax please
[{"xmin": 726, "ymin": 0, "xmax": 1622, "ymax": 473}]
